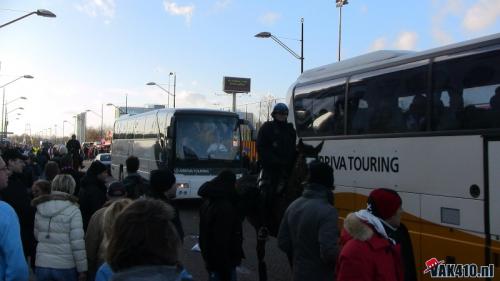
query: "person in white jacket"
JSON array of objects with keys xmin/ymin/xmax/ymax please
[{"xmin": 32, "ymin": 174, "xmax": 88, "ymax": 281}]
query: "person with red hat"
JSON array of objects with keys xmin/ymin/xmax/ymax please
[{"xmin": 336, "ymin": 188, "xmax": 406, "ymax": 281}]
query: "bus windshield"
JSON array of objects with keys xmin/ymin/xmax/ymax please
[{"xmin": 175, "ymin": 115, "xmax": 240, "ymax": 164}]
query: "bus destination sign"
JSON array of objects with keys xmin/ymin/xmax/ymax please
[{"xmin": 223, "ymin": 76, "xmax": 251, "ymax": 93}]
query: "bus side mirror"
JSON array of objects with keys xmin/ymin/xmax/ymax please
[{"xmin": 167, "ymin": 126, "xmax": 173, "ymax": 138}]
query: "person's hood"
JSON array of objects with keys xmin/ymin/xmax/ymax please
[
  {"xmin": 81, "ymin": 173, "xmax": 105, "ymax": 188},
  {"xmin": 341, "ymin": 211, "xmax": 395, "ymax": 250},
  {"xmin": 302, "ymin": 183, "xmax": 334, "ymax": 204},
  {"xmin": 112, "ymin": 265, "xmax": 181, "ymax": 281},
  {"xmin": 198, "ymin": 180, "xmax": 236, "ymax": 199},
  {"xmin": 32, "ymin": 191, "xmax": 79, "ymax": 217}
]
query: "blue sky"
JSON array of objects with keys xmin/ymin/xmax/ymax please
[{"xmin": 1, "ymin": 0, "xmax": 499, "ymax": 136}]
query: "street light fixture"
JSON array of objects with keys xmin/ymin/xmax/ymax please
[
  {"xmin": 106, "ymin": 103, "xmax": 127, "ymax": 115},
  {"xmin": 0, "ymin": 9, "xmax": 56, "ymax": 29},
  {"xmin": 255, "ymin": 18, "xmax": 304, "ymax": 73},
  {"xmin": 146, "ymin": 81, "xmax": 176, "ymax": 108},
  {"xmin": 1, "ymin": 75, "xmax": 33, "ymax": 139}
]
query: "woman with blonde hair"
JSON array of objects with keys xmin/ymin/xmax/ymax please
[
  {"xmin": 32, "ymin": 174, "xmax": 87, "ymax": 281},
  {"xmin": 87, "ymin": 197, "xmax": 132, "ymax": 281},
  {"xmin": 95, "ymin": 199, "xmax": 193, "ymax": 281}
]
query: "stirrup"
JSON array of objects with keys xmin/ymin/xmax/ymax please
[{"xmin": 257, "ymin": 226, "xmax": 269, "ymax": 241}]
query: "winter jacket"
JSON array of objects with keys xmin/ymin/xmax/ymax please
[
  {"xmin": 79, "ymin": 174, "xmax": 107, "ymax": 231},
  {"xmin": 32, "ymin": 192, "xmax": 88, "ymax": 273},
  {"xmin": 85, "ymin": 201, "xmax": 115, "ymax": 281},
  {"xmin": 122, "ymin": 173, "xmax": 148, "ymax": 199},
  {"xmin": 95, "ymin": 263, "xmax": 193, "ymax": 281},
  {"xmin": 277, "ymin": 183, "xmax": 338, "ymax": 281},
  {"xmin": 0, "ymin": 173, "xmax": 36, "ymax": 258},
  {"xmin": 0, "ymin": 201, "xmax": 29, "ymax": 281},
  {"xmin": 198, "ymin": 180, "xmax": 244, "ymax": 277},
  {"xmin": 336, "ymin": 212, "xmax": 404, "ymax": 281},
  {"xmin": 256, "ymin": 120, "xmax": 296, "ymax": 173},
  {"xmin": 110, "ymin": 265, "xmax": 192, "ymax": 281}
]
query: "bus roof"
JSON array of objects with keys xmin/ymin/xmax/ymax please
[
  {"xmin": 115, "ymin": 108, "xmax": 238, "ymax": 121},
  {"xmin": 296, "ymin": 32, "xmax": 500, "ymax": 86}
]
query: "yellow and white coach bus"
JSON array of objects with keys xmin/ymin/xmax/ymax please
[
  {"xmin": 287, "ymin": 33, "xmax": 500, "ymax": 279},
  {"xmin": 111, "ymin": 108, "xmax": 250, "ymax": 199}
]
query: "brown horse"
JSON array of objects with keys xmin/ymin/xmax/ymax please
[{"xmin": 236, "ymin": 139, "xmax": 324, "ymax": 281}]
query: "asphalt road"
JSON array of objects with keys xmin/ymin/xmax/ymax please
[{"xmin": 176, "ymin": 200, "xmax": 292, "ymax": 281}]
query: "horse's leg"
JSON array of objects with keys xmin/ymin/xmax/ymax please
[{"xmin": 256, "ymin": 235, "xmax": 268, "ymax": 281}]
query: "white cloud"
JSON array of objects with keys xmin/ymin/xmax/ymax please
[
  {"xmin": 431, "ymin": 0, "xmax": 464, "ymax": 44},
  {"xmin": 394, "ymin": 31, "xmax": 418, "ymax": 50},
  {"xmin": 360, "ymin": 4, "xmax": 368, "ymax": 14},
  {"xmin": 259, "ymin": 12, "xmax": 281, "ymax": 26},
  {"xmin": 369, "ymin": 37, "xmax": 386, "ymax": 51},
  {"xmin": 463, "ymin": 0, "xmax": 500, "ymax": 31},
  {"xmin": 214, "ymin": 0, "xmax": 231, "ymax": 10},
  {"xmin": 76, "ymin": 0, "xmax": 116, "ymax": 20},
  {"xmin": 163, "ymin": 1, "xmax": 195, "ymax": 25}
]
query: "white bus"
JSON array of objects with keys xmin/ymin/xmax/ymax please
[
  {"xmin": 111, "ymin": 108, "xmax": 251, "ymax": 199},
  {"xmin": 287, "ymin": 33, "xmax": 500, "ymax": 279}
]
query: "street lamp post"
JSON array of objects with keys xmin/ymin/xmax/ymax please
[
  {"xmin": 255, "ymin": 18, "xmax": 304, "ymax": 73},
  {"xmin": 0, "ymin": 9, "xmax": 56, "ymax": 29},
  {"xmin": 336, "ymin": 0, "xmax": 348, "ymax": 61},
  {"xmin": 170, "ymin": 72, "xmax": 176, "ymax": 108},
  {"xmin": 146, "ymin": 82, "xmax": 176, "ymax": 108},
  {"xmin": 1, "ymin": 75, "xmax": 33, "ymax": 139}
]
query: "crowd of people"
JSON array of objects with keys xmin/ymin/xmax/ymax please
[
  {"xmin": 0, "ymin": 105, "xmax": 416, "ymax": 281},
  {"xmin": 0, "ymin": 140, "xmax": 191, "ymax": 281}
]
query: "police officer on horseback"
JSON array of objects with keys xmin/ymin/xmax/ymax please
[
  {"xmin": 66, "ymin": 134, "xmax": 82, "ymax": 169},
  {"xmin": 256, "ymin": 103, "xmax": 296, "ymax": 239}
]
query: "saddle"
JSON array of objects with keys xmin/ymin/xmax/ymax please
[{"xmin": 257, "ymin": 169, "xmax": 287, "ymax": 195}]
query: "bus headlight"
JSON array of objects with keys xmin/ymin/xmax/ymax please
[{"xmin": 175, "ymin": 183, "xmax": 190, "ymax": 189}]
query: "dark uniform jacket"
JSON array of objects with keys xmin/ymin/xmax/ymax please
[{"xmin": 257, "ymin": 120, "xmax": 296, "ymax": 174}]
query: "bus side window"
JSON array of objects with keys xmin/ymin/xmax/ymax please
[
  {"xmin": 348, "ymin": 64, "xmax": 428, "ymax": 135},
  {"xmin": 294, "ymin": 84, "xmax": 345, "ymax": 137},
  {"xmin": 432, "ymin": 48, "xmax": 500, "ymax": 130}
]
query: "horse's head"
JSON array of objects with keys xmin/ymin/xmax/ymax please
[
  {"xmin": 297, "ymin": 138, "xmax": 324, "ymax": 161},
  {"xmin": 285, "ymin": 139, "xmax": 324, "ymax": 200}
]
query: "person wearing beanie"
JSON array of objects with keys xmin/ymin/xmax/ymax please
[
  {"xmin": 78, "ymin": 160, "xmax": 109, "ymax": 231},
  {"xmin": 277, "ymin": 160, "xmax": 338, "ymax": 281},
  {"xmin": 336, "ymin": 188, "xmax": 405, "ymax": 281},
  {"xmin": 147, "ymin": 169, "xmax": 184, "ymax": 242},
  {"xmin": 198, "ymin": 170, "xmax": 244, "ymax": 281}
]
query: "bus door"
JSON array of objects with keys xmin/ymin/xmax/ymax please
[{"xmin": 487, "ymin": 139, "xmax": 500, "ymax": 277}]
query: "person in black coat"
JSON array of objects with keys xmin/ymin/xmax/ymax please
[
  {"xmin": 122, "ymin": 156, "xmax": 148, "ymax": 199},
  {"xmin": 79, "ymin": 160, "xmax": 108, "ymax": 231},
  {"xmin": 0, "ymin": 149, "xmax": 36, "ymax": 260},
  {"xmin": 198, "ymin": 170, "xmax": 244, "ymax": 281},
  {"xmin": 147, "ymin": 169, "xmax": 184, "ymax": 242}
]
